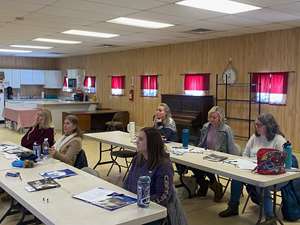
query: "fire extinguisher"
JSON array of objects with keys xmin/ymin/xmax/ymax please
[{"xmin": 129, "ymin": 89, "xmax": 134, "ymax": 101}]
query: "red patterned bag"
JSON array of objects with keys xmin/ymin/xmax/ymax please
[{"xmin": 255, "ymin": 148, "xmax": 286, "ymax": 175}]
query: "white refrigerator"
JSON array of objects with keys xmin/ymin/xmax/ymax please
[{"xmin": 0, "ymin": 84, "xmax": 4, "ymax": 121}]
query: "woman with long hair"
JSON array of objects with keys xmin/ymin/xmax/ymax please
[
  {"xmin": 124, "ymin": 127, "xmax": 187, "ymax": 225},
  {"xmin": 219, "ymin": 113, "xmax": 286, "ymax": 224},
  {"xmin": 49, "ymin": 115, "xmax": 82, "ymax": 166},
  {"xmin": 21, "ymin": 109, "xmax": 54, "ymax": 149},
  {"xmin": 153, "ymin": 103, "xmax": 177, "ymax": 141}
]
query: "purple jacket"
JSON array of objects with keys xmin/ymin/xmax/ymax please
[
  {"xmin": 21, "ymin": 126, "xmax": 54, "ymax": 150},
  {"xmin": 124, "ymin": 154, "xmax": 174, "ymax": 207}
]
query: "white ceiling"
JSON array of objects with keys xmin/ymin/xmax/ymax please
[{"xmin": 0, "ymin": 0, "xmax": 300, "ymax": 57}]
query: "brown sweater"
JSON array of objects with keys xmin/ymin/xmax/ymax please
[{"xmin": 53, "ymin": 136, "xmax": 82, "ymax": 166}]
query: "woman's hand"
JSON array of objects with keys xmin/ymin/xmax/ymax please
[{"xmin": 49, "ymin": 146, "xmax": 56, "ymax": 156}]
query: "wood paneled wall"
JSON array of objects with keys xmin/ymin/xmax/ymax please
[
  {"xmin": 58, "ymin": 28, "xmax": 300, "ymax": 151},
  {"xmin": 0, "ymin": 56, "xmax": 58, "ymax": 69}
]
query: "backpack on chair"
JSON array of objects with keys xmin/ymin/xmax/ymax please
[{"xmin": 281, "ymin": 155, "xmax": 300, "ymax": 221}]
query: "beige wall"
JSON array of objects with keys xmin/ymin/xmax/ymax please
[{"xmin": 55, "ymin": 27, "xmax": 299, "ymax": 152}]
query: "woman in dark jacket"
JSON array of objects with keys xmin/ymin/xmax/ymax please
[{"xmin": 21, "ymin": 109, "xmax": 54, "ymax": 150}]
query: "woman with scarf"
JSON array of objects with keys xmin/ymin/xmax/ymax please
[{"xmin": 49, "ymin": 115, "xmax": 82, "ymax": 166}]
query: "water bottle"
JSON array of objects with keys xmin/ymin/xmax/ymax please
[
  {"xmin": 283, "ymin": 141, "xmax": 292, "ymax": 169},
  {"xmin": 33, "ymin": 142, "xmax": 41, "ymax": 161},
  {"xmin": 42, "ymin": 138, "xmax": 49, "ymax": 159},
  {"xmin": 182, "ymin": 128, "xmax": 189, "ymax": 149},
  {"xmin": 137, "ymin": 176, "xmax": 151, "ymax": 208}
]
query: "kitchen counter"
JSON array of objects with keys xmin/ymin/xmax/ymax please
[{"xmin": 37, "ymin": 101, "xmax": 97, "ymax": 106}]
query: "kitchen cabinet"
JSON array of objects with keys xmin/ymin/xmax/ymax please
[
  {"xmin": 32, "ymin": 70, "xmax": 45, "ymax": 85},
  {"xmin": 20, "ymin": 69, "xmax": 33, "ymax": 85},
  {"xmin": 44, "ymin": 70, "xmax": 63, "ymax": 89},
  {"xmin": 1, "ymin": 69, "xmax": 20, "ymax": 88}
]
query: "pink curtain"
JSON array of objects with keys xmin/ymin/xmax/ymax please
[
  {"xmin": 270, "ymin": 72, "xmax": 288, "ymax": 94},
  {"xmin": 141, "ymin": 75, "xmax": 158, "ymax": 90},
  {"xmin": 184, "ymin": 74, "xmax": 209, "ymax": 91},
  {"xmin": 251, "ymin": 72, "xmax": 288, "ymax": 94},
  {"xmin": 84, "ymin": 76, "xmax": 96, "ymax": 88},
  {"xmin": 63, "ymin": 76, "xmax": 68, "ymax": 87},
  {"xmin": 111, "ymin": 76, "xmax": 125, "ymax": 89}
]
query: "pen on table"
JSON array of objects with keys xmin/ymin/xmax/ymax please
[{"xmin": 18, "ymin": 173, "xmax": 22, "ymax": 181}]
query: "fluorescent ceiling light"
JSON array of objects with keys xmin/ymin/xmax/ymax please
[
  {"xmin": 0, "ymin": 49, "xmax": 32, "ymax": 53},
  {"xmin": 176, "ymin": 0, "xmax": 261, "ymax": 14},
  {"xmin": 62, "ymin": 29, "xmax": 119, "ymax": 38},
  {"xmin": 107, "ymin": 17, "xmax": 174, "ymax": 29},
  {"xmin": 10, "ymin": 45, "xmax": 53, "ymax": 49},
  {"xmin": 33, "ymin": 38, "xmax": 81, "ymax": 44}
]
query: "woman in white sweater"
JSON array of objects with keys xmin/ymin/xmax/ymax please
[{"xmin": 219, "ymin": 113, "xmax": 286, "ymax": 225}]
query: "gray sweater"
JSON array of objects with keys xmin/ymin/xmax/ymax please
[{"xmin": 198, "ymin": 122, "xmax": 239, "ymax": 155}]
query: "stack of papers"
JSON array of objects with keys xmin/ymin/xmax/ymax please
[
  {"xmin": 40, "ymin": 169, "xmax": 77, "ymax": 179},
  {"xmin": 203, "ymin": 153, "xmax": 228, "ymax": 162},
  {"xmin": 73, "ymin": 187, "xmax": 137, "ymax": 211},
  {"xmin": 27, "ymin": 178, "xmax": 60, "ymax": 191},
  {"xmin": 0, "ymin": 144, "xmax": 23, "ymax": 154}
]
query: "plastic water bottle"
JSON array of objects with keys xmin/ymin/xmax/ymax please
[
  {"xmin": 33, "ymin": 142, "xmax": 41, "ymax": 161},
  {"xmin": 137, "ymin": 176, "xmax": 151, "ymax": 208},
  {"xmin": 42, "ymin": 138, "xmax": 49, "ymax": 159},
  {"xmin": 182, "ymin": 128, "xmax": 189, "ymax": 149},
  {"xmin": 283, "ymin": 141, "xmax": 292, "ymax": 169}
]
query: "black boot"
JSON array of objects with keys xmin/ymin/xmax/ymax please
[
  {"xmin": 219, "ymin": 205, "xmax": 239, "ymax": 217},
  {"xmin": 197, "ymin": 180, "xmax": 209, "ymax": 197}
]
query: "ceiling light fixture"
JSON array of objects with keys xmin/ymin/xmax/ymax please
[
  {"xmin": 176, "ymin": 0, "xmax": 261, "ymax": 14},
  {"xmin": 33, "ymin": 38, "xmax": 81, "ymax": 44},
  {"xmin": 62, "ymin": 29, "xmax": 119, "ymax": 38},
  {"xmin": 107, "ymin": 17, "xmax": 174, "ymax": 29},
  {"xmin": 0, "ymin": 49, "xmax": 32, "ymax": 53},
  {"xmin": 10, "ymin": 45, "xmax": 53, "ymax": 49}
]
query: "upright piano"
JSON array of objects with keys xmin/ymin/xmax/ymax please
[{"xmin": 161, "ymin": 94, "xmax": 214, "ymax": 143}]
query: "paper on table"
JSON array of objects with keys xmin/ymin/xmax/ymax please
[
  {"xmin": 74, "ymin": 187, "xmax": 114, "ymax": 202},
  {"xmin": 225, "ymin": 159, "xmax": 257, "ymax": 170},
  {"xmin": 3, "ymin": 152, "xmax": 19, "ymax": 160}
]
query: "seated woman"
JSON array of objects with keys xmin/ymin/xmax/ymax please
[
  {"xmin": 153, "ymin": 103, "xmax": 177, "ymax": 142},
  {"xmin": 49, "ymin": 115, "xmax": 82, "ymax": 166},
  {"xmin": 124, "ymin": 127, "xmax": 186, "ymax": 225},
  {"xmin": 219, "ymin": 113, "xmax": 286, "ymax": 224},
  {"xmin": 21, "ymin": 109, "xmax": 54, "ymax": 150},
  {"xmin": 190, "ymin": 106, "xmax": 237, "ymax": 202}
]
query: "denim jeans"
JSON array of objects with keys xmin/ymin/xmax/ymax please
[{"xmin": 229, "ymin": 180, "xmax": 274, "ymax": 218}]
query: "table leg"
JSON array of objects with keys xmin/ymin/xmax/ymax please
[
  {"xmin": 272, "ymin": 185, "xmax": 284, "ymax": 225},
  {"xmin": 93, "ymin": 142, "xmax": 115, "ymax": 169},
  {"xmin": 256, "ymin": 187, "xmax": 264, "ymax": 225}
]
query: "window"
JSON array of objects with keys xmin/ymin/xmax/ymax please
[
  {"xmin": 111, "ymin": 75, "xmax": 125, "ymax": 96},
  {"xmin": 84, "ymin": 76, "xmax": 96, "ymax": 93},
  {"xmin": 184, "ymin": 73, "xmax": 209, "ymax": 96},
  {"xmin": 63, "ymin": 76, "xmax": 72, "ymax": 92},
  {"xmin": 251, "ymin": 72, "xmax": 288, "ymax": 105},
  {"xmin": 141, "ymin": 75, "xmax": 158, "ymax": 97}
]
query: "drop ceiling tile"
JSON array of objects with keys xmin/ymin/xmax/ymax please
[
  {"xmin": 269, "ymin": 2, "xmax": 300, "ymax": 17},
  {"xmin": 186, "ymin": 20, "xmax": 239, "ymax": 31},
  {"xmin": 85, "ymin": 0, "xmax": 169, "ymax": 10},
  {"xmin": 238, "ymin": 8, "xmax": 300, "ymax": 22},
  {"xmin": 209, "ymin": 15, "xmax": 268, "ymax": 27}
]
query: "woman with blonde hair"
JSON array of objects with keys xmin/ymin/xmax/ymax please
[
  {"xmin": 21, "ymin": 109, "xmax": 54, "ymax": 150},
  {"xmin": 181, "ymin": 106, "xmax": 237, "ymax": 202},
  {"xmin": 49, "ymin": 115, "xmax": 82, "ymax": 166},
  {"xmin": 153, "ymin": 103, "xmax": 177, "ymax": 141}
]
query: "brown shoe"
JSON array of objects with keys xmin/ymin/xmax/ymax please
[{"xmin": 210, "ymin": 181, "xmax": 223, "ymax": 202}]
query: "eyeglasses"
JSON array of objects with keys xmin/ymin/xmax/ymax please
[{"xmin": 255, "ymin": 122, "xmax": 264, "ymax": 128}]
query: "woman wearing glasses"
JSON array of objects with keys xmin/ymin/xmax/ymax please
[{"xmin": 219, "ymin": 113, "xmax": 286, "ymax": 224}]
